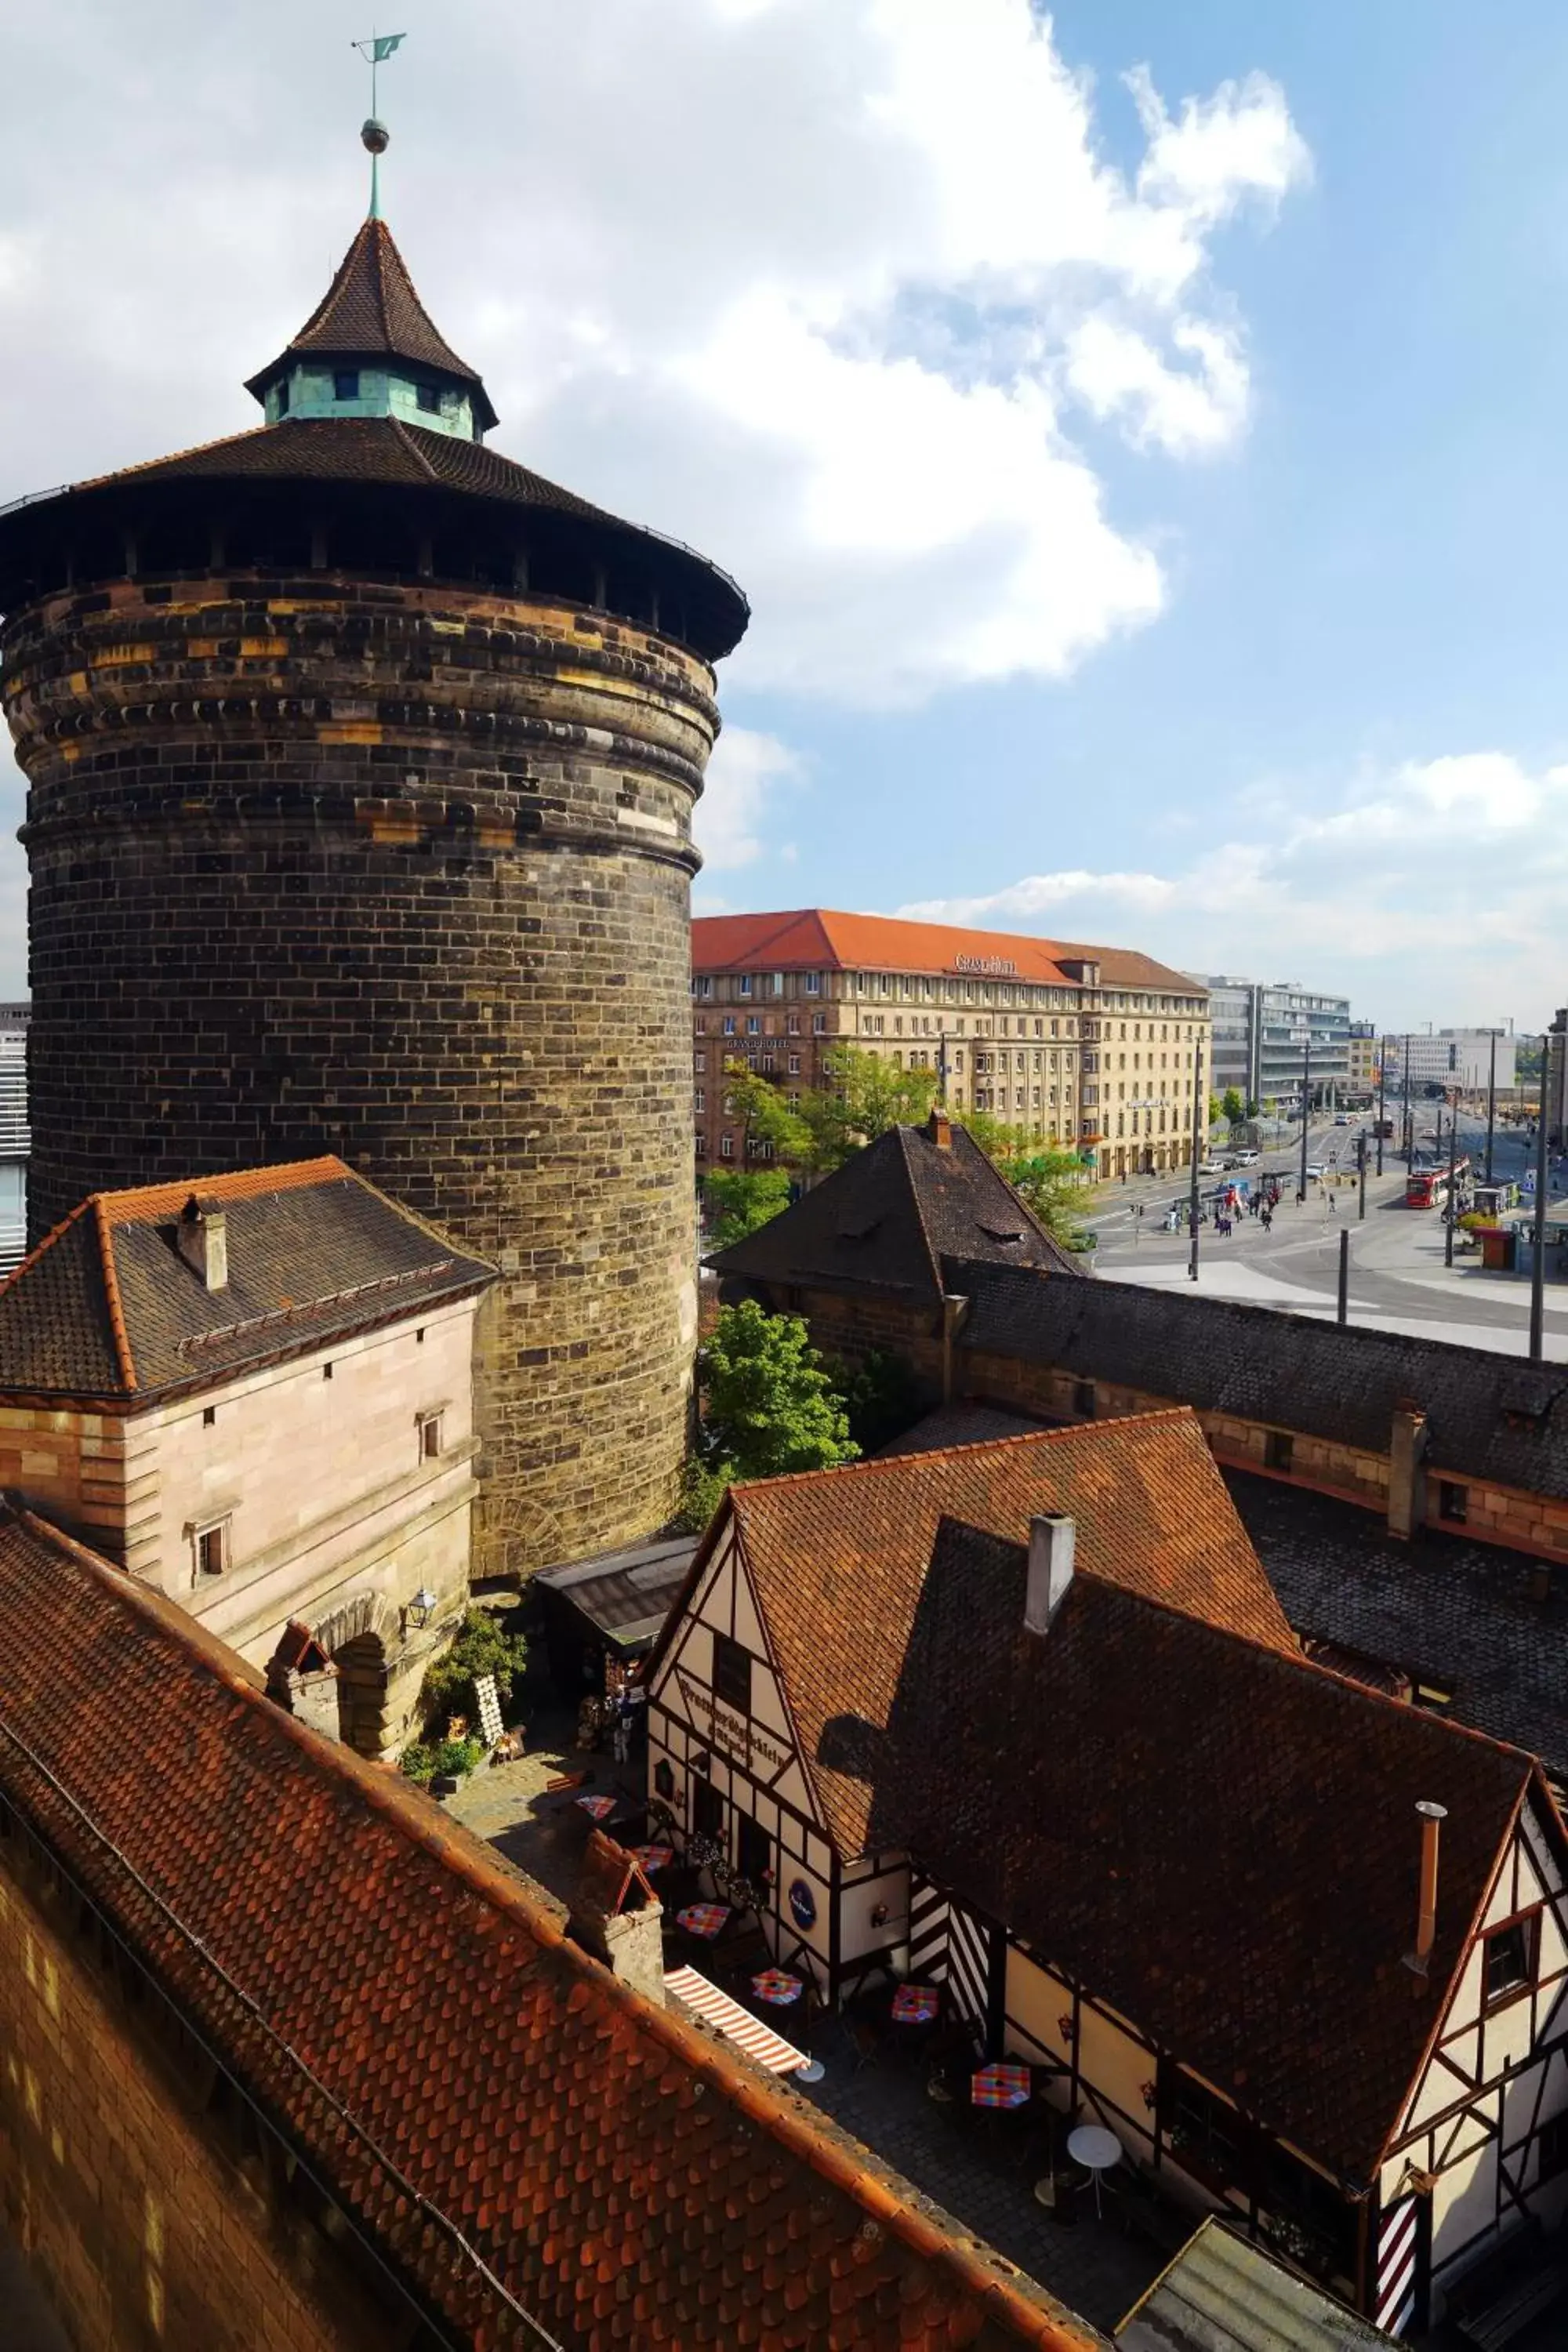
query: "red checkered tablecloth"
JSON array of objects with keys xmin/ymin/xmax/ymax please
[
  {"xmin": 630, "ymin": 1845, "xmax": 672, "ymax": 1872},
  {"xmin": 675, "ymin": 1903, "xmax": 730, "ymax": 1940},
  {"xmin": 751, "ymin": 1969, "xmax": 804, "ymax": 2007},
  {"xmin": 575, "ymin": 1794, "xmax": 617, "ymax": 1820},
  {"xmin": 892, "ymin": 1984, "xmax": 939, "ymax": 2024},
  {"xmin": 971, "ymin": 2063, "xmax": 1032, "ymax": 2110}
]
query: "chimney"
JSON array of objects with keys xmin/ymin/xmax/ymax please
[
  {"xmin": 176, "ymin": 1192, "xmax": 228, "ymax": 1293},
  {"xmin": 1403, "ymin": 1800, "xmax": 1447, "ymax": 1989},
  {"xmin": 569, "ymin": 1831, "xmax": 666, "ymax": 2006},
  {"xmin": 1387, "ymin": 1402, "xmax": 1428, "ymax": 1541},
  {"xmin": 1025, "ymin": 1514, "xmax": 1075, "ymax": 1635},
  {"xmin": 940, "ymin": 1291, "xmax": 969, "ymax": 1406},
  {"xmin": 928, "ymin": 1107, "xmax": 953, "ymax": 1152}
]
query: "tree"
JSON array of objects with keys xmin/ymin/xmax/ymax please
[
  {"xmin": 702, "ymin": 1167, "xmax": 792, "ymax": 1249},
  {"xmin": 1207, "ymin": 1092, "xmax": 1223, "ymax": 1127},
  {"xmin": 951, "ymin": 1114, "xmax": 1092, "ymax": 1250},
  {"xmin": 721, "ymin": 1046, "xmax": 937, "ymax": 1177},
  {"xmin": 1221, "ymin": 1087, "xmax": 1245, "ymax": 1125},
  {"xmin": 698, "ymin": 1300, "xmax": 858, "ymax": 1480},
  {"xmin": 419, "ymin": 1605, "xmax": 529, "ymax": 1726}
]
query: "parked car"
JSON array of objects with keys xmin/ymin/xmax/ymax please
[
  {"xmin": 1233, "ymin": 1149, "xmax": 1261, "ymax": 1166},
  {"xmin": 1198, "ymin": 1157, "xmax": 1229, "ymax": 1175}
]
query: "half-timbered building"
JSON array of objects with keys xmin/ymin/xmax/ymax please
[{"xmin": 647, "ymin": 1413, "xmax": 1568, "ymax": 2333}]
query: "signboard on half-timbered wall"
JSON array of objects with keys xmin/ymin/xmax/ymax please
[
  {"xmin": 645, "ymin": 1519, "xmax": 913, "ymax": 1998},
  {"xmin": 647, "ymin": 1521, "xmax": 837, "ymax": 1984}
]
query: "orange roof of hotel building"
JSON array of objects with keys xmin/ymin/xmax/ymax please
[{"xmin": 691, "ymin": 909, "xmax": 1205, "ymax": 998}]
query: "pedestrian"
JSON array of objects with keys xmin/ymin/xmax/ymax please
[{"xmin": 1328, "ymin": 1192, "xmax": 1336, "ymax": 1215}]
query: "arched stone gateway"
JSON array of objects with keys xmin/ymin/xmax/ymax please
[{"xmin": 313, "ymin": 1594, "xmax": 405, "ymax": 1759}]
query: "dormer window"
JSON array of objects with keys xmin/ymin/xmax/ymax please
[
  {"xmin": 333, "ymin": 368, "xmax": 361, "ymax": 401},
  {"xmin": 416, "ymin": 381, "xmax": 441, "ymax": 414},
  {"xmin": 275, "ymin": 376, "xmax": 291, "ymax": 416}
]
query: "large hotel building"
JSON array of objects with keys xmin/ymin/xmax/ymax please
[{"xmin": 692, "ymin": 910, "xmax": 1210, "ymax": 1181}]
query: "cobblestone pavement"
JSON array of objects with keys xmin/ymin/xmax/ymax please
[
  {"xmin": 443, "ymin": 1704, "xmax": 640, "ymax": 1915},
  {"xmin": 794, "ymin": 2054, "xmax": 1168, "ymax": 2340}
]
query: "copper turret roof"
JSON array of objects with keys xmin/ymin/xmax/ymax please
[{"xmin": 243, "ymin": 217, "xmax": 498, "ymax": 432}]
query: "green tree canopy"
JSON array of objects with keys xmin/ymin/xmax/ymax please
[
  {"xmin": 721, "ymin": 1045, "xmax": 938, "ymax": 1176},
  {"xmin": 698, "ymin": 1300, "xmax": 858, "ymax": 1482},
  {"xmin": 702, "ymin": 1167, "xmax": 792, "ymax": 1249},
  {"xmin": 1221, "ymin": 1087, "xmax": 1245, "ymax": 1124},
  {"xmin": 951, "ymin": 1114, "xmax": 1093, "ymax": 1250}
]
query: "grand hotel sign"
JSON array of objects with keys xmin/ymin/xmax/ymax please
[{"xmin": 953, "ymin": 954, "xmax": 1018, "ymax": 976}]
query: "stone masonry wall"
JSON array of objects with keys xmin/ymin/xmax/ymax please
[
  {"xmin": 5, "ymin": 573, "xmax": 720, "ymax": 1576},
  {"xmin": 0, "ymin": 1837, "xmax": 389, "ymax": 2352}
]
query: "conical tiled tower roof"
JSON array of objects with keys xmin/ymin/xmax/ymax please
[{"xmin": 244, "ymin": 217, "xmax": 497, "ymax": 432}]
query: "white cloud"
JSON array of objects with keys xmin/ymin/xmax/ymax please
[
  {"xmin": 692, "ymin": 725, "xmax": 802, "ymax": 873},
  {"xmin": 898, "ymin": 752, "xmax": 1568, "ymax": 1028},
  {"xmin": 0, "ymin": 2, "xmax": 1307, "ymax": 711}
]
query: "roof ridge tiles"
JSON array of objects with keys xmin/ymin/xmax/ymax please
[
  {"xmin": 728, "ymin": 1406, "xmax": 1195, "ymax": 1504},
  {"xmin": 93, "ymin": 1154, "xmax": 350, "ymax": 1225},
  {"xmin": 0, "ymin": 1499, "xmax": 1098, "ymax": 2351},
  {"xmin": 91, "ymin": 1192, "xmax": 137, "ymax": 1390}
]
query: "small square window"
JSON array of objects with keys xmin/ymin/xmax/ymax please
[
  {"xmin": 746, "ymin": 1016, "xmax": 760, "ymax": 1036},
  {"xmin": 713, "ymin": 1634, "xmax": 751, "ymax": 1714},
  {"xmin": 691, "ymin": 1774, "xmax": 724, "ymax": 1839},
  {"xmin": 416, "ymin": 1327, "xmax": 426, "ymax": 1345},
  {"xmin": 654, "ymin": 1758, "xmax": 676, "ymax": 1801},
  {"xmin": 806, "ymin": 973, "xmax": 822, "ymax": 995},
  {"xmin": 736, "ymin": 1813, "xmax": 771, "ymax": 1884},
  {"xmin": 416, "ymin": 380, "xmax": 441, "ymax": 414},
  {"xmin": 275, "ymin": 376, "xmax": 291, "ymax": 416},
  {"xmin": 1439, "ymin": 1481, "xmax": 1468, "ymax": 1524},
  {"xmin": 418, "ymin": 1412, "xmax": 444, "ymax": 1461},
  {"xmin": 322, "ymin": 1362, "xmax": 333, "ymax": 1381},
  {"xmin": 333, "ymin": 368, "xmax": 360, "ymax": 401},
  {"xmin": 1264, "ymin": 1430, "xmax": 1294, "ymax": 1474},
  {"xmin": 738, "ymin": 975, "xmax": 753, "ymax": 997},
  {"xmin": 195, "ymin": 1523, "xmax": 228, "ymax": 1578},
  {"xmin": 1484, "ymin": 1915, "xmax": 1537, "ymax": 2008},
  {"xmin": 812, "ymin": 1013, "xmax": 826, "ymax": 1035},
  {"xmin": 201, "ymin": 1405, "xmax": 216, "ymax": 1428}
]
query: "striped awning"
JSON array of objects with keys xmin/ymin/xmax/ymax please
[{"xmin": 663, "ymin": 1965, "xmax": 808, "ymax": 2076}]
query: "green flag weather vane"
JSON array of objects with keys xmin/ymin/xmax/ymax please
[{"xmin": 353, "ymin": 32, "xmax": 407, "ymax": 219}]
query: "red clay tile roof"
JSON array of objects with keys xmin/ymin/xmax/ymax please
[
  {"xmin": 687, "ymin": 1412, "xmax": 1294, "ymax": 1858},
  {"xmin": 242, "ymin": 216, "xmax": 499, "ymax": 430},
  {"xmin": 881, "ymin": 1528, "xmax": 1546, "ymax": 2186},
  {"xmin": 710, "ymin": 1116, "xmax": 1082, "ymax": 1298},
  {"xmin": 0, "ymin": 1157, "xmax": 492, "ymax": 1401},
  {"xmin": 0, "ymin": 1501, "xmax": 1101, "ymax": 2352},
  {"xmin": 691, "ymin": 910, "xmax": 1206, "ymax": 999}
]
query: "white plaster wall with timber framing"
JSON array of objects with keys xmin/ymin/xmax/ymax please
[
  {"xmin": 1379, "ymin": 1794, "xmax": 1568, "ymax": 2321},
  {"xmin": 646, "ymin": 1523, "xmax": 837, "ymax": 1988}
]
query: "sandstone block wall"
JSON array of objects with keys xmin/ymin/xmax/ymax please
[
  {"xmin": 5, "ymin": 573, "xmax": 719, "ymax": 1576},
  {"xmin": 0, "ymin": 1834, "xmax": 388, "ymax": 2352}
]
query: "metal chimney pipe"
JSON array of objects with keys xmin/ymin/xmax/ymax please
[{"xmin": 1403, "ymin": 1800, "xmax": 1448, "ymax": 1988}]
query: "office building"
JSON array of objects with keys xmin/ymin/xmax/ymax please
[{"xmin": 1197, "ymin": 978, "xmax": 1351, "ymax": 1110}]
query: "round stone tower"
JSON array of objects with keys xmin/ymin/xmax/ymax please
[{"xmin": 0, "ymin": 192, "xmax": 747, "ymax": 1577}]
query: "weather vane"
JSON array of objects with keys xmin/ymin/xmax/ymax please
[{"xmin": 352, "ymin": 31, "xmax": 407, "ymax": 220}]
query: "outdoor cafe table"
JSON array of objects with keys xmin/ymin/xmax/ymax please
[
  {"xmin": 575, "ymin": 1794, "xmax": 618, "ymax": 1821},
  {"xmin": 891, "ymin": 1984, "xmax": 940, "ymax": 2025},
  {"xmin": 675, "ymin": 1903, "xmax": 731, "ymax": 1940},
  {"xmin": 630, "ymin": 1844, "xmax": 673, "ymax": 1872},
  {"xmin": 971, "ymin": 2062, "xmax": 1033, "ymax": 2111},
  {"xmin": 751, "ymin": 1969, "xmax": 804, "ymax": 2008}
]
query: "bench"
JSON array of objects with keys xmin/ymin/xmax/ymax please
[{"xmin": 1452, "ymin": 2246, "xmax": 1568, "ymax": 2351}]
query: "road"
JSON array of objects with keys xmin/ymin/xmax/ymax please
[{"xmin": 1085, "ymin": 1111, "xmax": 1568, "ymax": 1358}]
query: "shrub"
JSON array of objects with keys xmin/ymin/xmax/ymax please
[
  {"xmin": 399, "ymin": 1741, "xmax": 437, "ymax": 1785},
  {"xmin": 673, "ymin": 1457, "xmax": 735, "ymax": 1536},
  {"xmin": 431, "ymin": 1737, "xmax": 485, "ymax": 1779},
  {"xmin": 419, "ymin": 1605, "xmax": 529, "ymax": 1725}
]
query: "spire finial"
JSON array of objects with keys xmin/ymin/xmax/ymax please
[{"xmin": 353, "ymin": 31, "xmax": 406, "ymax": 220}]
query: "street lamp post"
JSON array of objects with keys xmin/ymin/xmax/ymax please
[
  {"xmin": 1376, "ymin": 1038, "xmax": 1388, "ymax": 1178},
  {"xmin": 1298, "ymin": 1035, "xmax": 1311, "ymax": 1204},
  {"xmin": 1444, "ymin": 1088, "xmax": 1460, "ymax": 1268},
  {"xmin": 1358, "ymin": 1130, "xmax": 1367, "ymax": 1221},
  {"xmin": 1403, "ymin": 1035, "xmax": 1413, "ymax": 1170},
  {"xmin": 1188, "ymin": 1033, "xmax": 1202, "ymax": 1283},
  {"xmin": 1485, "ymin": 1027, "xmax": 1498, "ymax": 1187},
  {"xmin": 1530, "ymin": 1073, "xmax": 1551, "ymax": 1365}
]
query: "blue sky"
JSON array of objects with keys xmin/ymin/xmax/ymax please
[{"xmin": 2, "ymin": 2, "xmax": 1566, "ymax": 1029}]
